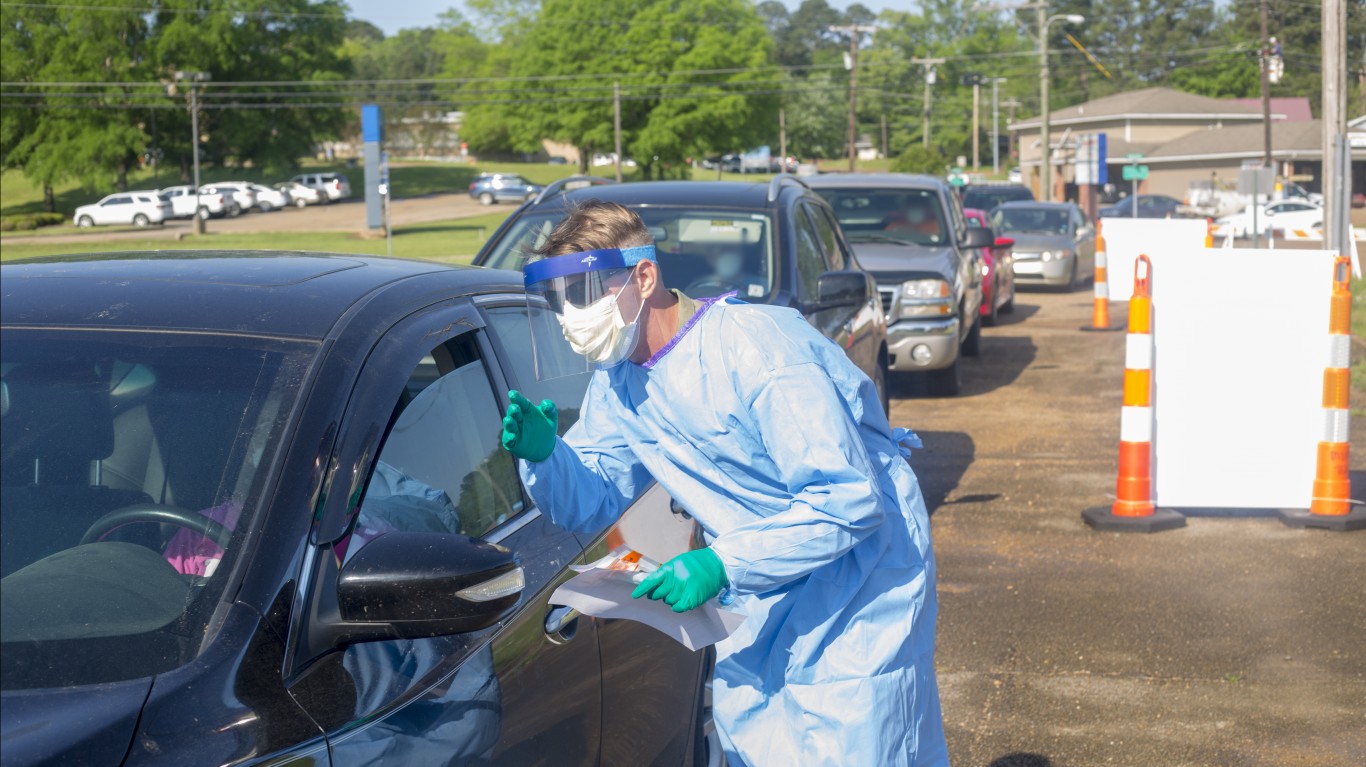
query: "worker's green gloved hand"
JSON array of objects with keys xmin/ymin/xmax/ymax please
[
  {"xmin": 500, "ymin": 390, "xmax": 558, "ymax": 462},
  {"xmin": 631, "ymin": 548, "xmax": 728, "ymax": 613}
]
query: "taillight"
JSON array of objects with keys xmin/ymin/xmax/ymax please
[{"xmin": 469, "ymin": 183, "xmax": 475, "ymax": 191}]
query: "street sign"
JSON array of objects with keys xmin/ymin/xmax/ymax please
[
  {"xmin": 1126, "ymin": 152, "xmax": 1145, "ymax": 161},
  {"xmin": 1122, "ymin": 165, "xmax": 1149, "ymax": 181},
  {"xmin": 948, "ymin": 167, "xmax": 968, "ymax": 187},
  {"xmin": 1076, "ymin": 133, "xmax": 1108, "ymax": 186}
]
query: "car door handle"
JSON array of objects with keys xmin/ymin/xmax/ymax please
[{"xmin": 544, "ymin": 604, "xmax": 581, "ymax": 643}]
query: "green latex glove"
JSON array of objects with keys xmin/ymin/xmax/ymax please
[
  {"xmin": 500, "ymin": 390, "xmax": 558, "ymax": 462},
  {"xmin": 631, "ymin": 548, "xmax": 728, "ymax": 613}
]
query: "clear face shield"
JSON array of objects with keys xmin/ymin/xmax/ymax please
[{"xmin": 521, "ymin": 245, "xmax": 655, "ymax": 380}]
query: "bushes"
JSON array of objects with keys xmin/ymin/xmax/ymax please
[
  {"xmin": 0, "ymin": 212, "xmax": 66, "ymax": 232},
  {"xmin": 890, "ymin": 146, "xmax": 949, "ymax": 176}
]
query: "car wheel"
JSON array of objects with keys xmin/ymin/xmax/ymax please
[
  {"xmin": 982, "ymin": 279, "xmax": 1000, "ymax": 327},
  {"xmin": 132, "ymin": 213, "xmax": 149, "ymax": 227},
  {"xmin": 479, "ymin": 192, "xmax": 495, "ymax": 206},
  {"xmin": 197, "ymin": 206, "xmax": 211, "ymax": 220},
  {"xmin": 926, "ymin": 358, "xmax": 961, "ymax": 397},
  {"xmin": 1000, "ymin": 285, "xmax": 1015, "ymax": 314},
  {"xmin": 259, "ymin": 202, "xmax": 274, "ymax": 213},
  {"xmin": 1065, "ymin": 260, "xmax": 1079, "ymax": 292},
  {"xmin": 295, "ymin": 197, "xmax": 308, "ymax": 208},
  {"xmin": 77, "ymin": 215, "xmax": 94, "ymax": 228},
  {"xmin": 961, "ymin": 314, "xmax": 981, "ymax": 357}
]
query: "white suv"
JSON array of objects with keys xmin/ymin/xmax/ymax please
[
  {"xmin": 247, "ymin": 183, "xmax": 290, "ymax": 212},
  {"xmin": 201, "ymin": 183, "xmax": 257, "ymax": 215},
  {"xmin": 160, "ymin": 185, "xmax": 230, "ymax": 220},
  {"xmin": 73, "ymin": 192, "xmax": 173, "ymax": 227},
  {"xmin": 290, "ymin": 172, "xmax": 351, "ymax": 202}
]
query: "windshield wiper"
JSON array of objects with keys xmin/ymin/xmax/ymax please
[{"xmin": 847, "ymin": 233, "xmax": 912, "ymax": 245}]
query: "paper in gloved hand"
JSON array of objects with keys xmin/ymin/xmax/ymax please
[{"xmin": 550, "ymin": 548, "xmax": 746, "ymax": 651}]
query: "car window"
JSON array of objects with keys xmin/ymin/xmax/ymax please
[
  {"xmin": 815, "ymin": 187, "xmax": 947, "ymax": 247},
  {"xmin": 0, "ymin": 328, "xmax": 315, "ymax": 690},
  {"xmin": 479, "ymin": 207, "xmax": 775, "ymax": 301},
  {"xmin": 482, "ymin": 303, "xmax": 592, "ymax": 434},
  {"xmin": 104, "ymin": 196, "xmax": 131, "ymax": 206},
  {"xmin": 806, "ymin": 202, "xmax": 845, "ymax": 271},
  {"xmin": 343, "ymin": 332, "xmax": 522, "ymax": 562},
  {"xmin": 991, "ymin": 207, "xmax": 1070, "ymax": 235},
  {"xmin": 793, "ymin": 205, "xmax": 825, "ymax": 303}
]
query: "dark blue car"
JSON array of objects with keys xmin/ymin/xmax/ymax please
[
  {"xmin": 0, "ymin": 253, "xmax": 718, "ymax": 766},
  {"xmin": 468, "ymin": 173, "xmax": 543, "ymax": 206}
]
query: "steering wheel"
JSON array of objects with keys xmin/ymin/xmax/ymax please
[
  {"xmin": 684, "ymin": 276, "xmax": 742, "ymax": 297},
  {"xmin": 80, "ymin": 503, "xmax": 234, "ymax": 550}
]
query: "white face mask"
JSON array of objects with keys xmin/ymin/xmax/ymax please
[{"xmin": 557, "ymin": 280, "xmax": 644, "ymax": 367}]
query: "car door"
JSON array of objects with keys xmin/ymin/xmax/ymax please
[
  {"xmin": 285, "ymin": 298, "xmax": 603, "ymax": 766},
  {"xmin": 1074, "ymin": 207, "xmax": 1095, "ymax": 271},
  {"xmin": 478, "ymin": 297, "xmax": 707, "ymax": 767},
  {"xmin": 806, "ymin": 201, "xmax": 882, "ymax": 379},
  {"xmin": 97, "ymin": 195, "xmax": 131, "ymax": 225}
]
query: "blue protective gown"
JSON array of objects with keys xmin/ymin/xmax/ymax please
[{"xmin": 521, "ymin": 298, "xmax": 948, "ymax": 767}]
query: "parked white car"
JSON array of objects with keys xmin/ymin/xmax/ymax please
[
  {"xmin": 247, "ymin": 183, "xmax": 290, "ymax": 212},
  {"xmin": 289, "ymin": 172, "xmax": 351, "ymax": 202},
  {"xmin": 201, "ymin": 183, "xmax": 257, "ymax": 215},
  {"xmin": 73, "ymin": 192, "xmax": 173, "ymax": 227},
  {"xmin": 1214, "ymin": 199, "xmax": 1323, "ymax": 239},
  {"xmin": 276, "ymin": 181, "xmax": 322, "ymax": 207},
  {"xmin": 159, "ymin": 185, "xmax": 230, "ymax": 220}
]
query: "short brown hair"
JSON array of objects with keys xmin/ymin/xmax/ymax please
[{"xmin": 533, "ymin": 200, "xmax": 652, "ymax": 258}]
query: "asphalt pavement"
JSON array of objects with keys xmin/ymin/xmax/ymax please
[{"xmin": 905, "ymin": 288, "xmax": 1365, "ymax": 766}]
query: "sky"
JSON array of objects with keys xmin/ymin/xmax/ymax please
[{"xmin": 345, "ymin": 0, "xmax": 901, "ymax": 37}]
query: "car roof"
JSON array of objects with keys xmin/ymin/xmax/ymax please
[
  {"xmin": 995, "ymin": 200, "xmax": 1075, "ymax": 210},
  {"xmin": 554, "ymin": 180, "xmax": 779, "ymax": 210},
  {"xmin": 803, "ymin": 173, "xmax": 950, "ymax": 191},
  {"xmin": 1, "ymin": 252, "xmax": 522, "ymax": 339}
]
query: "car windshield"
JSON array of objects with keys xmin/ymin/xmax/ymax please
[
  {"xmin": 814, "ymin": 188, "xmax": 948, "ymax": 247},
  {"xmin": 992, "ymin": 207, "xmax": 1070, "ymax": 235},
  {"xmin": 962, "ymin": 188, "xmax": 1030, "ymax": 213},
  {"xmin": 480, "ymin": 207, "xmax": 776, "ymax": 300},
  {"xmin": 0, "ymin": 328, "xmax": 315, "ymax": 690}
]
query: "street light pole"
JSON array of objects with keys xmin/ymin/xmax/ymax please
[
  {"xmin": 175, "ymin": 70, "xmax": 210, "ymax": 234},
  {"xmin": 831, "ymin": 24, "xmax": 877, "ymax": 172},
  {"xmin": 1038, "ymin": 9, "xmax": 1083, "ymax": 202},
  {"xmin": 991, "ymin": 77, "xmax": 1006, "ymax": 175}
]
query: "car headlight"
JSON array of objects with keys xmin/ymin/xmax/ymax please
[
  {"xmin": 1041, "ymin": 250, "xmax": 1071, "ymax": 262},
  {"xmin": 898, "ymin": 279, "xmax": 953, "ymax": 318}
]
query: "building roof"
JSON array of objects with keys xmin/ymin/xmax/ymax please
[
  {"xmin": 1144, "ymin": 119, "xmax": 1326, "ymax": 163},
  {"xmin": 1227, "ymin": 97, "xmax": 1313, "ymax": 122},
  {"xmin": 1010, "ymin": 87, "xmax": 1269, "ymax": 130}
]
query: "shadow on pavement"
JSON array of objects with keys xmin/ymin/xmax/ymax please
[
  {"xmin": 909, "ymin": 430, "xmax": 974, "ymax": 516},
  {"xmin": 988, "ymin": 301, "xmax": 1041, "ymax": 326},
  {"xmin": 892, "ymin": 335, "xmax": 1037, "ymax": 399},
  {"xmin": 987, "ymin": 754, "xmax": 1053, "ymax": 767}
]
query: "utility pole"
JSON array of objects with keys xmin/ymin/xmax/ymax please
[
  {"xmin": 1004, "ymin": 97, "xmax": 1022, "ymax": 166},
  {"xmin": 963, "ymin": 74, "xmax": 983, "ymax": 171},
  {"xmin": 991, "ymin": 77, "xmax": 1006, "ymax": 175},
  {"xmin": 779, "ymin": 108, "xmax": 787, "ymax": 173},
  {"xmin": 914, "ymin": 57, "xmax": 945, "ymax": 149},
  {"xmin": 881, "ymin": 113, "xmax": 888, "ymax": 160},
  {"xmin": 174, "ymin": 70, "xmax": 210, "ymax": 235},
  {"xmin": 1259, "ymin": 0, "xmax": 1273, "ymax": 173},
  {"xmin": 1037, "ymin": 5, "xmax": 1084, "ymax": 202},
  {"xmin": 831, "ymin": 24, "xmax": 877, "ymax": 172},
  {"xmin": 1322, "ymin": 0, "xmax": 1347, "ymax": 253},
  {"xmin": 613, "ymin": 81, "xmax": 623, "ymax": 183}
]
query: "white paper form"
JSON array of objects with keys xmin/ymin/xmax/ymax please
[{"xmin": 549, "ymin": 549, "xmax": 747, "ymax": 651}]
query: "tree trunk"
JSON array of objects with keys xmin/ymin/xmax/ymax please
[
  {"xmin": 181, "ymin": 157, "xmax": 191, "ymax": 183},
  {"xmin": 116, "ymin": 162, "xmax": 128, "ymax": 192},
  {"xmin": 43, "ymin": 183, "xmax": 55, "ymax": 213}
]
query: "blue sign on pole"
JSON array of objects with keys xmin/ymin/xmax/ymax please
[
  {"xmin": 361, "ymin": 104, "xmax": 382, "ymax": 143},
  {"xmin": 1096, "ymin": 133, "xmax": 1108, "ymax": 186}
]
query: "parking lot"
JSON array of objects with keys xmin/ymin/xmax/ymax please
[{"xmin": 914, "ymin": 287, "xmax": 1365, "ymax": 766}]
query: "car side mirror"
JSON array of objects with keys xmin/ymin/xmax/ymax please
[
  {"xmin": 960, "ymin": 228, "xmax": 994, "ymax": 250},
  {"xmin": 334, "ymin": 531, "xmax": 524, "ymax": 644},
  {"xmin": 814, "ymin": 271, "xmax": 869, "ymax": 308},
  {"xmin": 994, "ymin": 236, "xmax": 1015, "ymax": 249}
]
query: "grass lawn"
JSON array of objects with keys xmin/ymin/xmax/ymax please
[{"xmin": 0, "ymin": 211, "xmax": 512, "ymax": 264}]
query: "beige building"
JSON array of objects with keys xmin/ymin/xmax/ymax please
[{"xmin": 1008, "ymin": 87, "xmax": 1363, "ymax": 203}]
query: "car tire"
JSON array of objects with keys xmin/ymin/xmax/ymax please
[
  {"xmin": 961, "ymin": 314, "xmax": 981, "ymax": 357},
  {"xmin": 197, "ymin": 206, "xmax": 211, "ymax": 220},
  {"xmin": 259, "ymin": 202, "xmax": 274, "ymax": 213},
  {"xmin": 480, "ymin": 192, "xmax": 495, "ymax": 206},
  {"xmin": 295, "ymin": 197, "xmax": 308, "ymax": 208},
  {"xmin": 926, "ymin": 358, "xmax": 961, "ymax": 397},
  {"xmin": 77, "ymin": 215, "xmax": 94, "ymax": 228},
  {"xmin": 982, "ymin": 279, "xmax": 1000, "ymax": 327},
  {"xmin": 227, "ymin": 204, "xmax": 242, "ymax": 218},
  {"xmin": 132, "ymin": 213, "xmax": 149, "ymax": 227}
]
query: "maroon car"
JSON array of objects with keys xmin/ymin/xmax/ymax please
[{"xmin": 965, "ymin": 208, "xmax": 1016, "ymax": 326}]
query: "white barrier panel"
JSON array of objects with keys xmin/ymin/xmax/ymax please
[
  {"xmin": 1101, "ymin": 218, "xmax": 1210, "ymax": 301},
  {"xmin": 1149, "ymin": 248, "xmax": 1334, "ymax": 510}
]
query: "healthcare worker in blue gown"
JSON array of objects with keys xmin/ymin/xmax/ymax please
[{"xmin": 500, "ymin": 201, "xmax": 949, "ymax": 767}]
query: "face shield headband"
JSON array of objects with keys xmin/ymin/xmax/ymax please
[{"xmin": 522, "ymin": 245, "xmax": 656, "ymax": 290}]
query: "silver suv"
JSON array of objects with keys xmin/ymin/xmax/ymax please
[{"xmin": 290, "ymin": 172, "xmax": 351, "ymax": 203}]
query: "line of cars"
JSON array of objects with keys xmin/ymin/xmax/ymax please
[{"xmin": 71, "ymin": 173, "xmax": 351, "ymax": 228}]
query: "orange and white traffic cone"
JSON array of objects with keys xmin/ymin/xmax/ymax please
[
  {"xmin": 1280, "ymin": 256, "xmax": 1365, "ymax": 531},
  {"xmin": 1084, "ymin": 255, "xmax": 1186, "ymax": 532},
  {"xmin": 1080, "ymin": 221, "xmax": 1122, "ymax": 332},
  {"xmin": 1204, "ymin": 218, "xmax": 1214, "ymax": 248}
]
